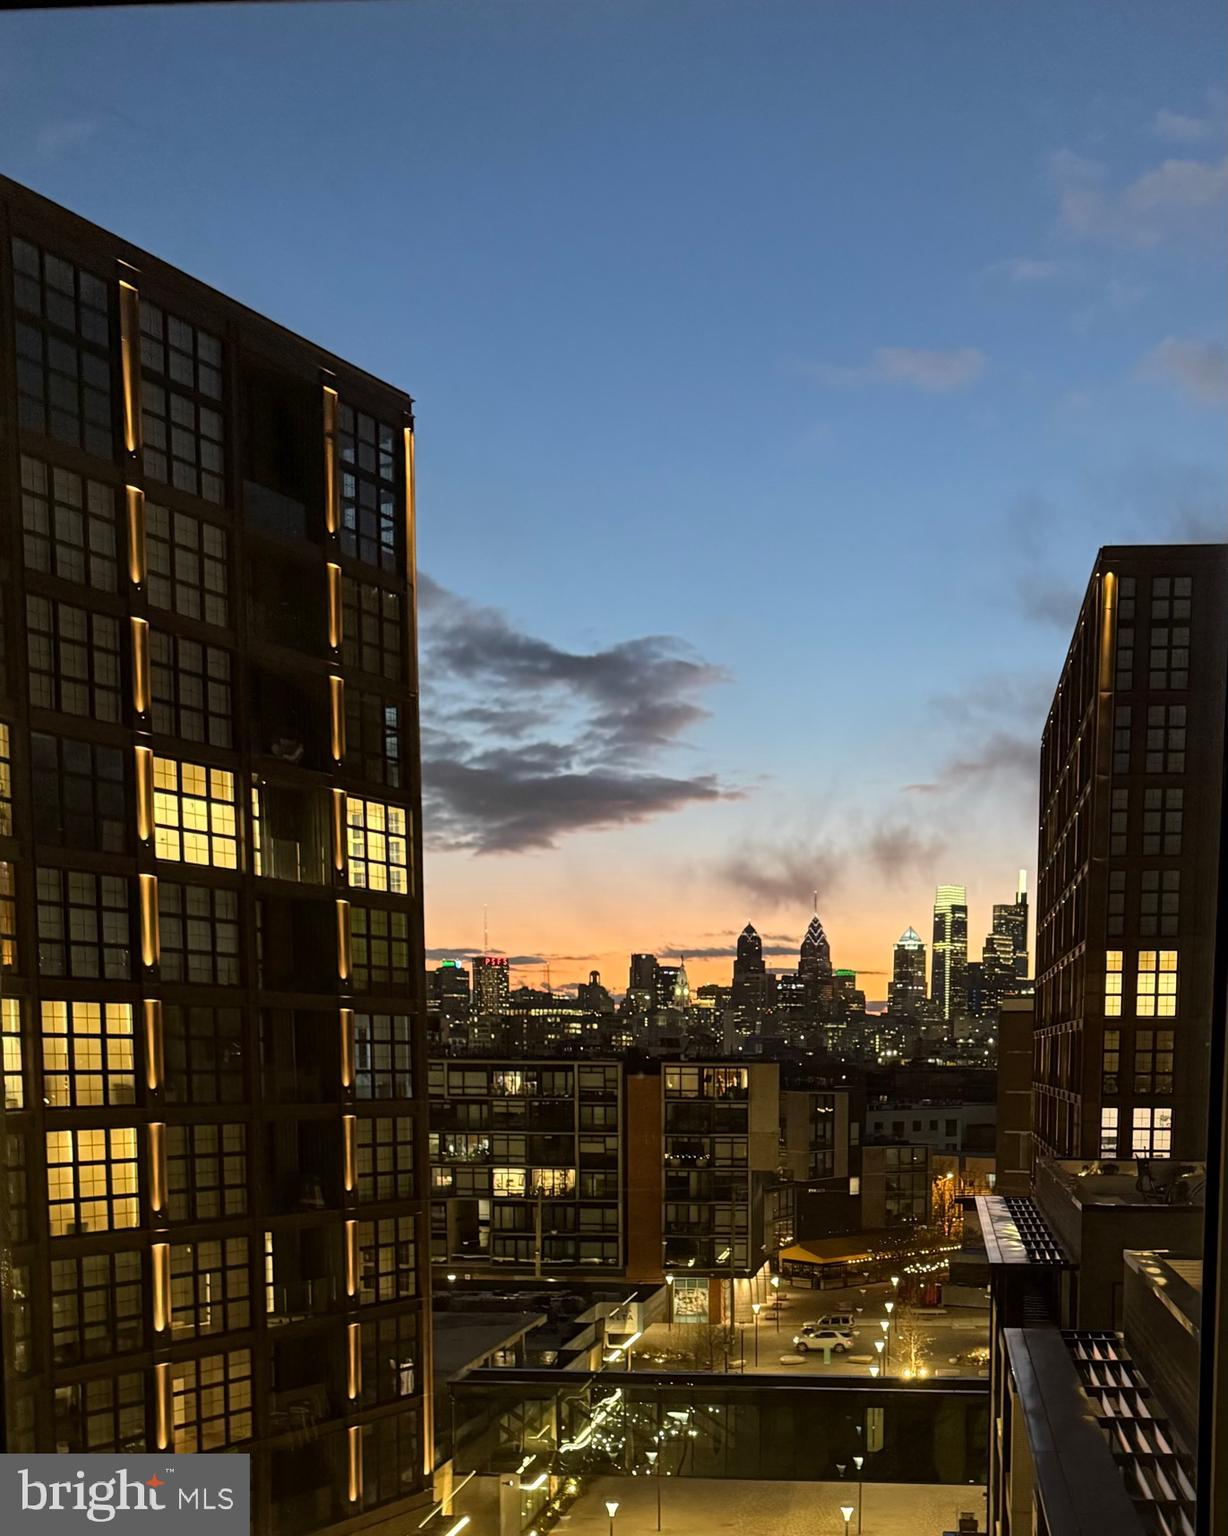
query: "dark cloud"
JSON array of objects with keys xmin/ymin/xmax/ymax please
[
  {"xmin": 424, "ymin": 947, "xmax": 547, "ymax": 965},
  {"xmin": 903, "ymin": 732, "xmax": 1037, "ymax": 796},
  {"xmin": 656, "ymin": 943, "xmax": 803, "ymax": 961},
  {"xmin": 419, "ymin": 576, "xmax": 734, "ymax": 853},
  {"xmin": 718, "ymin": 823, "xmax": 944, "ymax": 910}
]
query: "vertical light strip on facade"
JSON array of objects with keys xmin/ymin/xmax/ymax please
[
  {"xmin": 344, "ymin": 1220, "xmax": 359, "ymax": 1297},
  {"xmin": 118, "ymin": 279, "xmax": 142, "ymax": 457},
  {"xmin": 151, "ymin": 1243, "xmax": 171, "ymax": 1333},
  {"xmin": 343, "ymin": 1114, "xmax": 357, "ymax": 1193},
  {"xmin": 332, "ymin": 789, "xmax": 347, "ymax": 874},
  {"xmin": 139, "ymin": 873, "xmax": 160, "ymax": 968},
  {"xmin": 336, "ymin": 899, "xmax": 352, "ymax": 982},
  {"xmin": 144, "ymin": 999, "xmax": 164, "ymax": 1092},
  {"xmin": 1098, "ymin": 572, "xmax": 1117, "ymax": 693},
  {"xmin": 131, "ymin": 619, "xmax": 150, "ymax": 717},
  {"xmin": 327, "ymin": 563, "xmax": 343, "ymax": 650},
  {"xmin": 323, "ymin": 385, "xmax": 340, "ymax": 535},
  {"xmin": 340, "ymin": 1008, "xmax": 355, "ymax": 1089},
  {"xmin": 329, "ymin": 675, "xmax": 346, "ymax": 762},
  {"xmin": 126, "ymin": 485, "xmax": 146, "ymax": 585},
  {"xmin": 347, "ymin": 1322, "xmax": 362, "ymax": 1399},
  {"xmin": 347, "ymin": 1426, "xmax": 363, "ymax": 1502},
  {"xmin": 148, "ymin": 1123, "xmax": 167, "ymax": 1216},
  {"xmin": 134, "ymin": 746, "xmax": 154, "ymax": 841},
  {"xmin": 154, "ymin": 1363, "xmax": 172, "ymax": 1450}
]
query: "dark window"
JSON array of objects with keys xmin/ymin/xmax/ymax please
[
  {"xmin": 149, "ymin": 630, "xmax": 233, "ymax": 747},
  {"xmin": 164, "ymin": 1006, "xmax": 245, "ymax": 1105},
  {"xmin": 345, "ymin": 687, "xmax": 404, "ymax": 788},
  {"xmin": 26, "ymin": 595, "xmax": 122, "ymax": 721},
  {"xmin": 36, "ymin": 868, "xmax": 131, "ymax": 979},
  {"xmin": 342, "ymin": 578, "xmax": 402, "ymax": 681},
  {"xmin": 31, "ymin": 733, "xmax": 127, "ymax": 851},
  {"xmin": 159, "ymin": 882, "xmax": 241, "ymax": 985},
  {"xmin": 139, "ymin": 300, "xmax": 224, "ymax": 502},
  {"xmin": 339, "ymin": 402, "xmax": 400, "ymax": 571},
  {"xmin": 21, "ymin": 455, "xmax": 118, "ymax": 590}
]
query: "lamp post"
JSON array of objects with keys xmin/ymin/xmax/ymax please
[
  {"xmin": 666, "ymin": 1273, "xmax": 674, "ymax": 1332},
  {"xmin": 771, "ymin": 1274, "xmax": 781, "ymax": 1331},
  {"xmin": 879, "ymin": 1318, "xmax": 889, "ymax": 1373},
  {"xmin": 605, "ymin": 1500, "xmax": 619, "ymax": 1536},
  {"xmin": 645, "ymin": 1451, "xmax": 661, "ymax": 1531},
  {"xmin": 751, "ymin": 1301, "xmax": 761, "ymax": 1367},
  {"xmin": 852, "ymin": 1455, "xmax": 864, "ymax": 1536},
  {"xmin": 840, "ymin": 1505, "xmax": 854, "ymax": 1533},
  {"xmin": 884, "ymin": 1300, "xmax": 894, "ymax": 1372}
]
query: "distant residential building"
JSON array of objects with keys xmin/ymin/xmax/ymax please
[
  {"xmin": 864, "ymin": 1101, "xmax": 995, "ymax": 1155},
  {"xmin": 931, "ymin": 883, "xmax": 969, "ymax": 1026},
  {"xmin": 888, "ymin": 925, "xmax": 927, "ymax": 1016}
]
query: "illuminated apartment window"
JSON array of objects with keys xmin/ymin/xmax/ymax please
[
  {"xmin": 31, "ymin": 733, "xmax": 127, "ymax": 852},
  {"xmin": 0, "ymin": 862, "xmax": 15, "ymax": 972},
  {"xmin": 11, "ymin": 237, "xmax": 113, "ymax": 459},
  {"xmin": 1104, "ymin": 951, "xmax": 1123, "ymax": 1017},
  {"xmin": 171, "ymin": 1238, "xmax": 250, "ymax": 1338},
  {"xmin": 531, "ymin": 1167, "xmax": 577, "ymax": 1197},
  {"xmin": 164, "ymin": 1007, "xmax": 244, "ymax": 1106},
  {"xmin": 342, "ymin": 577, "xmax": 403, "ymax": 681},
  {"xmin": 46, "ymin": 1127, "xmax": 140, "ymax": 1235},
  {"xmin": 1142, "ymin": 787, "xmax": 1183, "ymax": 855},
  {"xmin": 149, "ymin": 631, "xmax": 233, "ymax": 748},
  {"xmin": 0, "ymin": 722, "xmax": 10, "ymax": 835},
  {"xmin": 1102, "ymin": 1029, "xmax": 1120, "ymax": 1095},
  {"xmin": 346, "ymin": 797, "xmax": 409, "ymax": 892},
  {"xmin": 158, "ymin": 882, "xmax": 240, "ymax": 985},
  {"xmin": 1137, "ymin": 950, "xmax": 1177, "ymax": 1018},
  {"xmin": 41, "ymin": 1000, "xmax": 136, "ymax": 1107},
  {"xmin": 358, "ymin": 1216, "xmax": 417, "ymax": 1305},
  {"xmin": 146, "ymin": 503, "xmax": 229, "ymax": 626},
  {"xmin": 140, "ymin": 301, "xmax": 224, "ymax": 503},
  {"xmin": 153, "ymin": 757, "xmax": 238, "ymax": 868},
  {"xmin": 351, "ymin": 905, "xmax": 411, "ymax": 990},
  {"xmin": 3, "ymin": 997, "xmax": 23, "ymax": 1109},
  {"xmin": 345, "ymin": 687, "xmax": 403, "ymax": 787},
  {"xmin": 354, "ymin": 1012, "xmax": 413, "ymax": 1100},
  {"xmin": 339, "ymin": 403, "xmax": 400, "ymax": 572},
  {"xmin": 1134, "ymin": 1029, "xmax": 1174, "ymax": 1094},
  {"xmin": 26, "ymin": 595, "xmax": 121, "ymax": 721},
  {"xmin": 50, "ymin": 1251, "xmax": 144, "ymax": 1363},
  {"xmin": 1132, "ymin": 1106, "xmax": 1173, "ymax": 1158},
  {"xmin": 1139, "ymin": 870, "xmax": 1179, "ymax": 937},
  {"xmin": 171, "ymin": 1349, "xmax": 252, "ymax": 1451},
  {"xmin": 1145, "ymin": 705, "xmax": 1186, "ymax": 773},
  {"xmin": 36, "ymin": 868, "xmax": 131, "ymax": 979},
  {"xmin": 20, "ymin": 455, "xmax": 118, "ymax": 590},
  {"xmin": 492, "ymin": 1167, "xmax": 527, "ymax": 1197},
  {"xmin": 360, "ymin": 1312, "xmax": 418, "ymax": 1408},
  {"xmin": 166, "ymin": 1123, "xmax": 247, "ymax": 1221},
  {"xmin": 53, "ymin": 1373, "xmax": 146, "ymax": 1453},
  {"xmin": 356, "ymin": 1117, "xmax": 416, "ymax": 1202}
]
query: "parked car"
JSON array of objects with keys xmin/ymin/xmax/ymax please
[
  {"xmin": 792, "ymin": 1325, "xmax": 853, "ymax": 1353},
  {"xmin": 816, "ymin": 1312, "xmax": 857, "ymax": 1332}
]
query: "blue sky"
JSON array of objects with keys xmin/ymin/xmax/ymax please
[{"xmin": 3, "ymin": 1, "xmax": 1224, "ymax": 991}]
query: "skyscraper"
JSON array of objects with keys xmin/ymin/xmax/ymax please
[
  {"xmin": 888, "ymin": 925, "xmax": 927, "ymax": 1016},
  {"xmin": 471, "ymin": 953, "xmax": 511, "ymax": 1016},
  {"xmin": 992, "ymin": 868, "xmax": 1029, "ymax": 983},
  {"xmin": 0, "ymin": 177, "xmax": 430, "ymax": 1525},
  {"xmin": 797, "ymin": 911, "xmax": 832, "ymax": 982},
  {"xmin": 731, "ymin": 923, "xmax": 767, "ymax": 1032},
  {"xmin": 931, "ymin": 884, "xmax": 969, "ymax": 1025},
  {"xmin": 1034, "ymin": 545, "xmax": 1228, "ymax": 1160}
]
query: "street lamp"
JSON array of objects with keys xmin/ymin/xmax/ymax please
[
  {"xmin": 751, "ymin": 1301, "xmax": 761, "ymax": 1367},
  {"xmin": 868, "ymin": 1364, "xmax": 879, "ymax": 1378},
  {"xmin": 771, "ymin": 1273, "xmax": 781, "ymax": 1331},
  {"xmin": 852, "ymin": 1455, "xmax": 864, "ymax": 1536},
  {"xmin": 890, "ymin": 1274, "xmax": 899, "ymax": 1292},
  {"xmin": 605, "ymin": 1500, "xmax": 620, "ymax": 1536},
  {"xmin": 645, "ymin": 1451, "xmax": 661, "ymax": 1531},
  {"xmin": 879, "ymin": 1318, "xmax": 890, "ymax": 1372},
  {"xmin": 840, "ymin": 1505, "xmax": 855, "ymax": 1532}
]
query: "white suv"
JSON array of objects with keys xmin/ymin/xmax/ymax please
[{"xmin": 792, "ymin": 1325, "xmax": 853, "ymax": 1353}]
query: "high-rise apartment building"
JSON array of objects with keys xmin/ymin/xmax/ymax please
[
  {"xmin": 470, "ymin": 953, "xmax": 510, "ymax": 1017},
  {"xmin": 931, "ymin": 884, "xmax": 969, "ymax": 1025},
  {"xmin": 0, "ymin": 178, "xmax": 430, "ymax": 1530},
  {"xmin": 992, "ymin": 869, "xmax": 1029, "ymax": 983},
  {"xmin": 888, "ymin": 925, "xmax": 927, "ymax": 1016},
  {"xmin": 1034, "ymin": 545, "xmax": 1228, "ymax": 1161}
]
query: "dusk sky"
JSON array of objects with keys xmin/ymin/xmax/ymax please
[{"xmin": 4, "ymin": 2, "xmax": 1223, "ymax": 997}]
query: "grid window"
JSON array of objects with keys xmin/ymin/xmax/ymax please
[
  {"xmin": 339, "ymin": 403, "xmax": 400, "ymax": 571},
  {"xmin": 50, "ymin": 1251, "xmax": 143, "ymax": 1364},
  {"xmin": 360, "ymin": 1311, "xmax": 418, "ymax": 1407},
  {"xmin": 146, "ymin": 503, "xmax": 229, "ymax": 625},
  {"xmin": 356, "ymin": 1116, "xmax": 416, "ymax": 1202},
  {"xmin": 21, "ymin": 455, "xmax": 118, "ymax": 590},
  {"xmin": 1142, "ymin": 787, "xmax": 1183, "ymax": 856},
  {"xmin": 354, "ymin": 1013, "xmax": 413, "ymax": 1100},
  {"xmin": 1114, "ymin": 624, "xmax": 1133, "ymax": 690},
  {"xmin": 1117, "ymin": 576, "xmax": 1135, "ymax": 620},
  {"xmin": 31, "ymin": 733, "xmax": 127, "ymax": 851},
  {"xmin": 140, "ymin": 301, "xmax": 224, "ymax": 502},
  {"xmin": 171, "ymin": 1349, "xmax": 252, "ymax": 1451},
  {"xmin": 1134, "ymin": 1029, "xmax": 1174, "ymax": 1095},
  {"xmin": 140, "ymin": 300, "xmax": 223, "ymax": 397},
  {"xmin": 1137, "ymin": 950, "xmax": 1178, "ymax": 1018},
  {"xmin": 1107, "ymin": 870, "xmax": 1125, "ymax": 937},
  {"xmin": 54, "ymin": 1372, "xmax": 145, "ymax": 1453},
  {"xmin": 347, "ymin": 797, "xmax": 411, "ymax": 894},
  {"xmin": 26, "ymin": 595, "xmax": 121, "ymax": 721},
  {"xmin": 1099, "ymin": 1108, "xmax": 1118, "ymax": 1158},
  {"xmin": 1104, "ymin": 951, "xmax": 1123, "ymax": 1018},
  {"xmin": 164, "ymin": 1006, "xmax": 244, "ymax": 1106},
  {"xmin": 36, "ymin": 868, "xmax": 131, "ymax": 979},
  {"xmin": 149, "ymin": 630, "xmax": 233, "ymax": 748},
  {"xmin": 153, "ymin": 757, "xmax": 238, "ymax": 868},
  {"xmin": 1151, "ymin": 575, "xmax": 1191, "ymax": 623},
  {"xmin": 167, "ymin": 1123, "xmax": 247, "ymax": 1221},
  {"xmin": 351, "ymin": 905, "xmax": 411, "ymax": 990},
  {"xmin": 171, "ymin": 1238, "xmax": 250, "ymax": 1337},
  {"xmin": 46, "ymin": 1127, "xmax": 140, "ymax": 1235},
  {"xmin": 1149, "ymin": 624, "xmax": 1190, "ymax": 690},
  {"xmin": 358, "ymin": 1216, "xmax": 417, "ymax": 1305},
  {"xmin": 0, "ymin": 862, "xmax": 15, "ymax": 972},
  {"xmin": 1132, "ymin": 1106, "xmax": 1173, "ymax": 1159},
  {"xmin": 1112, "ymin": 706, "xmax": 1131, "ymax": 775},
  {"xmin": 159, "ymin": 882, "xmax": 241, "ymax": 985},
  {"xmin": 1145, "ymin": 705, "xmax": 1186, "ymax": 773},
  {"xmin": 3, "ymin": 997, "xmax": 24, "ymax": 1109},
  {"xmin": 41, "ymin": 1000, "xmax": 136, "ymax": 1108},
  {"xmin": 1139, "ymin": 870, "xmax": 1180, "ymax": 937},
  {"xmin": 12, "ymin": 238, "xmax": 112, "ymax": 459},
  {"xmin": 342, "ymin": 577, "xmax": 402, "ymax": 680},
  {"xmin": 0, "ymin": 722, "xmax": 10, "ymax": 835},
  {"xmin": 346, "ymin": 688, "xmax": 404, "ymax": 788}
]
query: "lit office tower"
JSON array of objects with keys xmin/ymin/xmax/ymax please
[
  {"xmin": 931, "ymin": 884, "xmax": 969, "ymax": 1025},
  {"xmin": 471, "ymin": 954, "xmax": 510, "ymax": 1016},
  {"xmin": 1034, "ymin": 545, "xmax": 1228, "ymax": 1161},
  {"xmin": 731, "ymin": 923, "xmax": 768, "ymax": 1030},
  {"xmin": 992, "ymin": 869, "xmax": 1029, "ymax": 983},
  {"xmin": 797, "ymin": 911, "xmax": 832, "ymax": 982},
  {"xmin": 888, "ymin": 926, "xmax": 927, "ymax": 1016},
  {"xmin": 0, "ymin": 178, "xmax": 431, "ymax": 1526}
]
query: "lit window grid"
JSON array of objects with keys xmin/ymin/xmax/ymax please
[
  {"xmin": 56, "ymin": 1372, "xmax": 146, "ymax": 1453},
  {"xmin": 171, "ymin": 1237, "xmax": 250, "ymax": 1338},
  {"xmin": 0, "ymin": 862, "xmax": 15, "ymax": 972},
  {"xmin": 141, "ymin": 382, "xmax": 224, "ymax": 504},
  {"xmin": 26, "ymin": 596, "xmax": 122, "ymax": 722},
  {"xmin": 1137, "ymin": 951, "xmax": 1178, "ymax": 1018},
  {"xmin": 3, "ymin": 997, "xmax": 23, "ymax": 1110},
  {"xmin": 20, "ymin": 455, "xmax": 118, "ymax": 591},
  {"xmin": 149, "ymin": 630, "xmax": 233, "ymax": 749},
  {"xmin": 347, "ymin": 797, "xmax": 410, "ymax": 894},
  {"xmin": 1105, "ymin": 951, "xmax": 1123, "ymax": 1018},
  {"xmin": 1131, "ymin": 1107, "xmax": 1173, "ymax": 1158},
  {"xmin": 0, "ymin": 722, "xmax": 11, "ymax": 835},
  {"xmin": 356, "ymin": 1117, "xmax": 416, "ymax": 1202},
  {"xmin": 146, "ymin": 503, "xmax": 229, "ymax": 626},
  {"xmin": 171, "ymin": 1349, "xmax": 252, "ymax": 1452},
  {"xmin": 41, "ymin": 1000, "xmax": 136, "ymax": 1108},
  {"xmin": 158, "ymin": 883, "xmax": 241, "ymax": 986},
  {"xmin": 358, "ymin": 1216, "xmax": 417, "ymax": 1305},
  {"xmin": 166, "ymin": 1123, "xmax": 247, "ymax": 1222},
  {"xmin": 153, "ymin": 757, "xmax": 238, "ymax": 868},
  {"xmin": 46, "ymin": 1127, "xmax": 140, "ymax": 1235},
  {"xmin": 36, "ymin": 867, "xmax": 131, "ymax": 980}
]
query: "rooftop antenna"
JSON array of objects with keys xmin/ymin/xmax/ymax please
[
  {"xmin": 483, "ymin": 905, "xmax": 489, "ymax": 954},
  {"xmin": 813, "ymin": 888, "xmax": 818, "ymax": 916}
]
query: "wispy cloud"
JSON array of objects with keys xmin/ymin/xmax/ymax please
[
  {"xmin": 1152, "ymin": 91, "xmax": 1225, "ymax": 145},
  {"xmin": 717, "ymin": 823, "xmax": 944, "ymax": 911},
  {"xmin": 1051, "ymin": 146, "xmax": 1227, "ymax": 248},
  {"xmin": 987, "ymin": 256, "xmax": 1070, "ymax": 284},
  {"xmin": 1137, "ymin": 337, "xmax": 1228, "ymax": 405},
  {"xmin": 35, "ymin": 118, "xmax": 98, "ymax": 161},
  {"xmin": 419, "ymin": 576, "xmax": 737, "ymax": 853},
  {"xmin": 903, "ymin": 732, "xmax": 1037, "ymax": 796},
  {"xmin": 811, "ymin": 347, "xmax": 986, "ymax": 394}
]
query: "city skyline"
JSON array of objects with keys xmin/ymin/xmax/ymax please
[{"xmin": 2, "ymin": 2, "xmax": 1222, "ymax": 991}]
